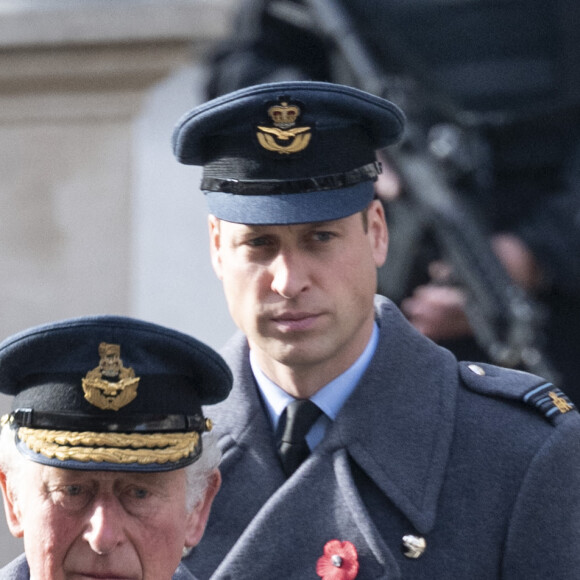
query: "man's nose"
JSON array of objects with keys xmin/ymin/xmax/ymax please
[
  {"xmin": 270, "ymin": 251, "xmax": 310, "ymax": 299},
  {"xmin": 83, "ymin": 498, "xmax": 126, "ymax": 555}
]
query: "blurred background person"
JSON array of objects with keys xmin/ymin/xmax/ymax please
[{"xmin": 203, "ymin": 0, "xmax": 580, "ymax": 401}]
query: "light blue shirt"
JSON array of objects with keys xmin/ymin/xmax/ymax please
[{"xmin": 250, "ymin": 322, "xmax": 380, "ymax": 450}]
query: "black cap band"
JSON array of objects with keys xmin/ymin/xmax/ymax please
[
  {"xmin": 10, "ymin": 408, "xmax": 209, "ymax": 434},
  {"xmin": 201, "ymin": 162, "xmax": 382, "ymax": 195}
]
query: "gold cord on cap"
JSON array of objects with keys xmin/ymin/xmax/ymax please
[{"xmin": 18, "ymin": 427, "xmax": 200, "ymax": 465}]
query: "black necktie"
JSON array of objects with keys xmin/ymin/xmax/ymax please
[{"xmin": 277, "ymin": 399, "xmax": 322, "ymax": 477}]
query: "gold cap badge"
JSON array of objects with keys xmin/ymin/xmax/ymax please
[
  {"xmin": 256, "ymin": 100, "xmax": 311, "ymax": 154},
  {"xmin": 82, "ymin": 342, "xmax": 140, "ymax": 411}
]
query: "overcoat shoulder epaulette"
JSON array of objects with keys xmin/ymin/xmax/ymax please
[{"xmin": 459, "ymin": 361, "xmax": 577, "ymax": 426}]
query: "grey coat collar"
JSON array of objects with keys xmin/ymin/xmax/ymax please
[{"xmin": 210, "ymin": 296, "xmax": 458, "ymax": 534}]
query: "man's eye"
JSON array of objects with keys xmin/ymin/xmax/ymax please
[
  {"xmin": 313, "ymin": 231, "xmax": 334, "ymax": 242},
  {"xmin": 246, "ymin": 237, "xmax": 270, "ymax": 247},
  {"xmin": 121, "ymin": 487, "xmax": 162, "ymax": 515},
  {"xmin": 49, "ymin": 485, "xmax": 91, "ymax": 511},
  {"xmin": 130, "ymin": 488, "xmax": 149, "ymax": 500},
  {"xmin": 65, "ymin": 485, "xmax": 83, "ymax": 496}
]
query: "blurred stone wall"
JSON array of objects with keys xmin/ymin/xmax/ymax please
[{"xmin": 0, "ymin": 0, "xmax": 237, "ymax": 566}]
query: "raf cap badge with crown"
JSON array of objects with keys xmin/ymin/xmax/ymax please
[{"xmin": 256, "ymin": 99, "xmax": 312, "ymax": 155}]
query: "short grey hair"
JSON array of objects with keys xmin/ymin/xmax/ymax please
[
  {"xmin": 0, "ymin": 423, "xmax": 25, "ymax": 495},
  {"xmin": 184, "ymin": 429, "xmax": 221, "ymax": 511}
]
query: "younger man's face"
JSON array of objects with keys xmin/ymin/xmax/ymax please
[{"xmin": 209, "ymin": 200, "xmax": 388, "ymax": 382}]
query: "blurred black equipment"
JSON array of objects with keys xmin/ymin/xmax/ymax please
[{"xmin": 268, "ymin": 0, "xmax": 558, "ymax": 381}]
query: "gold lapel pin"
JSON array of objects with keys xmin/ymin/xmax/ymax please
[{"xmin": 402, "ymin": 534, "xmax": 427, "ymax": 559}]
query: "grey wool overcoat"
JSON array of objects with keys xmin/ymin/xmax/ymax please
[{"xmin": 185, "ymin": 296, "xmax": 580, "ymax": 579}]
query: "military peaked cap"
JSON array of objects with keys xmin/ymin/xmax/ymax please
[
  {"xmin": 0, "ymin": 315, "xmax": 232, "ymax": 471},
  {"xmin": 172, "ymin": 81, "xmax": 405, "ymax": 224}
]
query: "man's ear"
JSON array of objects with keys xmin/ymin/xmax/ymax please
[
  {"xmin": 184, "ymin": 469, "xmax": 222, "ymax": 548},
  {"xmin": 367, "ymin": 199, "xmax": 389, "ymax": 268},
  {"xmin": 208, "ymin": 215, "xmax": 223, "ymax": 281},
  {"xmin": 0, "ymin": 470, "xmax": 24, "ymax": 538}
]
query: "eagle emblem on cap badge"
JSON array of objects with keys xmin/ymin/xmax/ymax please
[
  {"xmin": 82, "ymin": 342, "xmax": 140, "ymax": 411},
  {"xmin": 256, "ymin": 99, "xmax": 311, "ymax": 154}
]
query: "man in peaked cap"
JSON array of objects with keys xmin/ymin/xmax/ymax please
[
  {"xmin": 0, "ymin": 315, "xmax": 232, "ymax": 580},
  {"xmin": 172, "ymin": 81, "xmax": 580, "ymax": 579}
]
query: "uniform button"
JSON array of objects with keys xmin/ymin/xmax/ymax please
[{"xmin": 468, "ymin": 364, "xmax": 486, "ymax": 376}]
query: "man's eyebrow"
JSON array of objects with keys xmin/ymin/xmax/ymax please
[
  {"xmin": 239, "ymin": 219, "xmax": 342, "ymax": 234},
  {"xmin": 310, "ymin": 220, "xmax": 348, "ymax": 230}
]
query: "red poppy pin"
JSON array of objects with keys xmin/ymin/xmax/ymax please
[{"xmin": 316, "ymin": 539, "xmax": 359, "ymax": 580}]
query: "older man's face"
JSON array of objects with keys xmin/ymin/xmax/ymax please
[{"xmin": 1, "ymin": 461, "xmax": 212, "ymax": 580}]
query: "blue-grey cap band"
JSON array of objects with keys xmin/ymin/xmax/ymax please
[{"xmin": 206, "ymin": 181, "xmax": 375, "ymax": 225}]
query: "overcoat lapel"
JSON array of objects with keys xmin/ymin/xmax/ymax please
[
  {"xmin": 331, "ymin": 298, "xmax": 458, "ymax": 533},
  {"xmin": 193, "ymin": 298, "xmax": 459, "ymax": 579},
  {"xmin": 211, "ymin": 448, "xmax": 402, "ymax": 579},
  {"xmin": 190, "ymin": 336, "xmax": 287, "ymax": 578}
]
